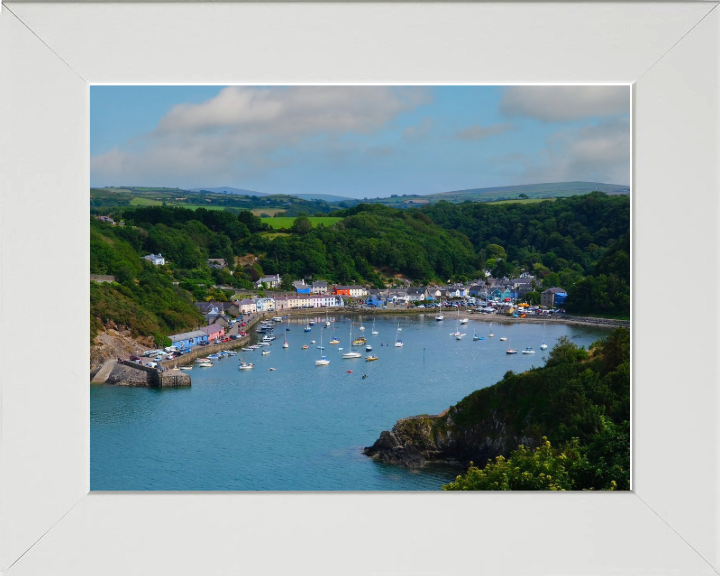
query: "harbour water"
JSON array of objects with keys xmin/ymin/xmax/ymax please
[{"xmin": 91, "ymin": 315, "xmax": 611, "ymax": 491}]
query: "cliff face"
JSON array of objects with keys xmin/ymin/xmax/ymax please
[
  {"xmin": 364, "ymin": 329, "xmax": 631, "ymax": 471},
  {"xmin": 363, "ymin": 406, "xmax": 536, "ymax": 469}
]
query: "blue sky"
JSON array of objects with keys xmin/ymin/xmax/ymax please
[{"xmin": 91, "ymin": 85, "xmax": 630, "ymax": 198}]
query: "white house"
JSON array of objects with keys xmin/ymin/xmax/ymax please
[
  {"xmin": 143, "ymin": 253, "xmax": 165, "ymax": 266},
  {"xmin": 254, "ymin": 297, "xmax": 276, "ymax": 312},
  {"xmin": 311, "ymin": 295, "xmax": 344, "ymax": 308},
  {"xmin": 255, "ymin": 274, "xmax": 281, "ymax": 289},
  {"xmin": 311, "ymin": 281, "xmax": 328, "ymax": 294},
  {"xmin": 237, "ymin": 298, "xmax": 257, "ymax": 314}
]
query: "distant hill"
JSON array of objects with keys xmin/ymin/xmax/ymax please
[
  {"xmin": 190, "ymin": 186, "xmax": 267, "ymax": 196},
  {"xmin": 293, "ymin": 193, "xmax": 354, "ymax": 203},
  {"xmin": 435, "ymin": 181, "xmax": 630, "ymax": 200}
]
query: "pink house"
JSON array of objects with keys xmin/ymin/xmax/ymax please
[{"xmin": 201, "ymin": 323, "xmax": 225, "ymax": 342}]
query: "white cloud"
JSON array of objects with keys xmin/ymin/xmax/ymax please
[
  {"xmin": 453, "ymin": 123, "xmax": 514, "ymax": 141},
  {"xmin": 402, "ymin": 117, "xmax": 433, "ymax": 142},
  {"xmin": 500, "ymin": 86, "xmax": 629, "ymax": 122},
  {"xmin": 494, "ymin": 117, "xmax": 630, "ymax": 185},
  {"xmin": 91, "ymin": 86, "xmax": 431, "ymax": 187}
]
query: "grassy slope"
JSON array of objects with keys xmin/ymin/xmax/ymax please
[{"xmin": 264, "ymin": 217, "xmax": 342, "ymax": 229}]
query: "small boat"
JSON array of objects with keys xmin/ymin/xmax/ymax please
[
  {"xmin": 365, "ymin": 355, "xmax": 378, "ymax": 362},
  {"xmin": 540, "ymin": 322, "xmax": 548, "ymax": 350},
  {"xmin": 522, "ymin": 347, "xmax": 536, "ymax": 354},
  {"xmin": 460, "ymin": 318, "xmax": 468, "ymax": 324},
  {"xmin": 359, "ymin": 315, "xmax": 365, "ymax": 331},
  {"xmin": 499, "ymin": 337, "xmax": 507, "ymax": 342},
  {"xmin": 304, "ymin": 326, "xmax": 312, "ymax": 332},
  {"xmin": 317, "ymin": 346, "xmax": 325, "ymax": 350},
  {"xmin": 272, "ymin": 316, "xmax": 283, "ymax": 322},
  {"xmin": 371, "ymin": 318, "xmax": 378, "ymax": 335},
  {"xmin": 268, "ymin": 368, "xmax": 277, "ymax": 371},
  {"xmin": 195, "ymin": 357, "xmax": 211, "ymax": 363},
  {"xmin": 198, "ymin": 362, "xmax": 213, "ymax": 367},
  {"xmin": 338, "ymin": 347, "xmax": 344, "ymax": 351},
  {"xmin": 394, "ymin": 323, "xmax": 403, "ymax": 347},
  {"xmin": 325, "ymin": 310, "xmax": 331, "ymax": 327},
  {"xmin": 316, "ymin": 333, "xmax": 330, "ymax": 365},
  {"xmin": 342, "ymin": 351, "xmax": 362, "ymax": 359},
  {"xmin": 330, "ymin": 338, "xmax": 340, "ymax": 345},
  {"xmin": 258, "ymin": 342, "xmax": 271, "ymax": 347},
  {"xmin": 262, "ymin": 335, "xmax": 276, "ymax": 342},
  {"xmin": 489, "ymin": 322, "xmax": 494, "ymax": 338},
  {"xmin": 179, "ymin": 366, "xmax": 193, "ymax": 370},
  {"xmin": 435, "ymin": 314, "xmax": 444, "ymax": 321},
  {"xmin": 302, "ymin": 345, "xmax": 309, "ymax": 350},
  {"xmin": 365, "ymin": 345, "xmax": 373, "ymax": 352},
  {"xmin": 309, "ymin": 320, "xmax": 315, "ymax": 326},
  {"xmin": 226, "ymin": 350, "xmax": 236, "ymax": 356},
  {"xmin": 506, "ymin": 338, "xmax": 517, "ymax": 355},
  {"xmin": 283, "ymin": 341, "xmax": 289, "ymax": 349},
  {"xmin": 262, "ymin": 350, "xmax": 271, "ymax": 355},
  {"xmin": 238, "ymin": 362, "xmax": 254, "ymax": 370},
  {"xmin": 208, "ymin": 354, "xmax": 219, "ymax": 359}
]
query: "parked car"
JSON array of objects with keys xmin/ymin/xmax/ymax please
[
  {"xmin": 222, "ymin": 337, "xmax": 231, "ymax": 343},
  {"xmin": 129, "ymin": 355, "xmax": 141, "ymax": 362},
  {"xmin": 146, "ymin": 362, "xmax": 158, "ymax": 369}
]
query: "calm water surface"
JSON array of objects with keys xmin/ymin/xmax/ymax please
[{"xmin": 91, "ymin": 315, "xmax": 610, "ymax": 491}]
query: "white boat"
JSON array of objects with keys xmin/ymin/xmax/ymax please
[
  {"xmin": 272, "ymin": 316, "xmax": 283, "ymax": 322},
  {"xmin": 522, "ymin": 347, "xmax": 535, "ymax": 354},
  {"xmin": 435, "ymin": 314, "xmax": 444, "ymax": 321},
  {"xmin": 366, "ymin": 344, "xmax": 373, "ymax": 352},
  {"xmin": 489, "ymin": 322, "xmax": 494, "ymax": 338},
  {"xmin": 311, "ymin": 340, "xmax": 316, "ymax": 344},
  {"xmin": 198, "ymin": 362, "xmax": 213, "ymax": 367},
  {"xmin": 460, "ymin": 318, "xmax": 468, "ymax": 324},
  {"xmin": 262, "ymin": 335, "xmax": 276, "ymax": 342},
  {"xmin": 238, "ymin": 362, "xmax": 254, "ymax": 370},
  {"xmin": 499, "ymin": 336, "xmax": 507, "ymax": 342},
  {"xmin": 317, "ymin": 346, "xmax": 325, "ymax": 350},
  {"xmin": 359, "ymin": 315, "xmax": 365, "ymax": 331},
  {"xmin": 258, "ymin": 342, "xmax": 271, "ymax": 347},
  {"xmin": 540, "ymin": 322, "xmax": 548, "ymax": 350},
  {"xmin": 195, "ymin": 357, "xmax": 211, "ymax": 363},
  {"xmin": 325, "ymin": 310, "xmax": 331, "ymax": 327},
  {"xmin": 262, "ymin": 350, "xmax": 271, "ymax": 355},
  {"xmin": 452, "ymin": 308, "xmax": 465, "ymax": 340},
  {"xmin": 226, "ymin": 350, "xmax": 236, "ymax": 356},
  {"xmin": 394, "ymin": 323, "xmax": 404, "ymax": 347},
  {"xmin": 343, "ymin": 324, "xmax": 361, "ymax": 358},
  {"xmin": 371, "ymin": 318, "xmax": 378, "ymax": 335},
  {"xmin": 315, "ymin": 332, "xmax": 330, "ymax": 365},
  {"xmin": 506, "ymin": 338, "xmax": 517, "ymax": 355},
  {"xmin": 283, "ymin": 341, "xmax": 289, "ymax": 349},
  {"xmin": 329, "ymin": 338, "xmax": 340, "ymax": 345},
  {"xmin": 179, "ymin": 366, "xmax": 193, "ymax": 370}
]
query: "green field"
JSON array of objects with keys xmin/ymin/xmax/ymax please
[
  {"xmin": 129, "ymin": 198, "xmax": 229, "ymax": 211},
  {"xmin": 486, "ymin": 198, "xmax": 557, "ymax": 205},
  {"xmin": 265, "ymin": 217, "xmax": 342, "ymax": 229}
]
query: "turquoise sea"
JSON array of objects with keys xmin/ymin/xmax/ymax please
[{"xmin": 91, "ymin": 315, "xmax": 610, "ymax": 491}]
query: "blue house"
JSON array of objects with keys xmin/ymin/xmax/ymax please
[
  {"xmin": 293, "ymin": 280, "xmax": 312, "ymax": 294},
  {"xmin": 169, "ymin": 329, "xmax": 208, "ymax": 350}
]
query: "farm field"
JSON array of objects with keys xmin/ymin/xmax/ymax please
[
  {"xmin": 486, "ymin": 198, "xmax": 557, "ymax": 205},
  {"xmin": 265, "ymin": 217, "xmax": 342, "ymax": 229},
  {"xmin": 129, "ymin": 197, "xmax": 230, "ymax": 210}
]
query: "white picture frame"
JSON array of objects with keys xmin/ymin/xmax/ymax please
[{"xmin": 0, "ymin": 2, "xmax": 718, "ymax": 574}]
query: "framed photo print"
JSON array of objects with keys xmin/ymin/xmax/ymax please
[{"xmin": 0, "ymin": 2, "xmax": 718, "ymax": 575}]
